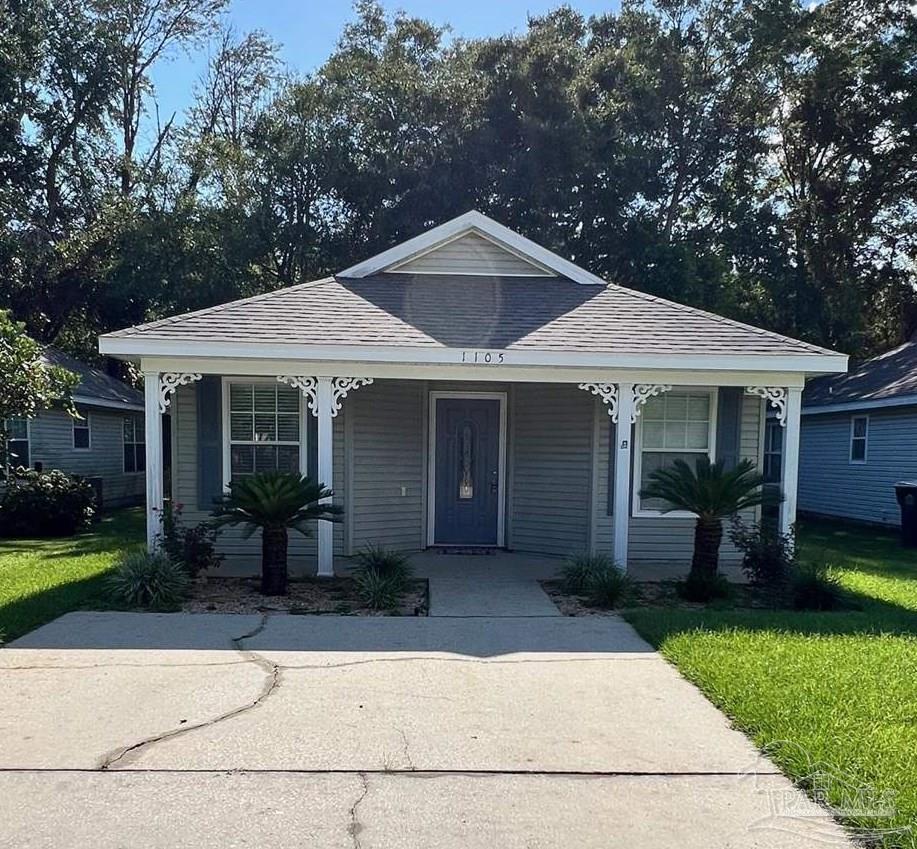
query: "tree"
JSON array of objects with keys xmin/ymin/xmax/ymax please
[
  {"xmin": 0, "ymin": 310, "xmax": 79, "ymax": 475},
  {"xmin": 210, "ymin": 472, "xmax": 342, "ymax": 595},
  {"xmin": 640, "ymin": 457, "xmax": 777, "ymax": 579}
]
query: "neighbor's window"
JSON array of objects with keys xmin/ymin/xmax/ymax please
[
  {"xmin": 638, "ymin": 391, "xmax": 714, "ymax": 512},
  {"xmin": 850, "ymin": 415, "xmax": 869, "ymax": 464},
  {"xmin": 228, "ymin": 383, "xmax": 301, "ymax": 481},
  {"xmin": 72, "ymin": 405, "xmax": 91, "ymax": 450},
  {"xmin": 123, "ymin": 416, "xmax": 145, "ymax": 473},
  {"xmin": 763, "ymin": 420, "xmax": 783, "ymax": 483},
  {"xmin": 5, "ymin": 417, "xmax": 30, "ymax": 469}
]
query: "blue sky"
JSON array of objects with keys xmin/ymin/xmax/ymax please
[{"xmin": 149, "ymin": 0, "xmax": 616, "ymax": 125}]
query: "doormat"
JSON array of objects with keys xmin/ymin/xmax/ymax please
[{"xmin": 431, "ymin": 546, "xmax": 500, "ymax": 556}]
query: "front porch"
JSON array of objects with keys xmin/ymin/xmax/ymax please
[{"xmin": 143, "ymin": 371, "xmax": 802, "ymax": 578}]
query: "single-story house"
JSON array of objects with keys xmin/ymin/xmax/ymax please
[
  {"xmin": 4, "ymin": 349, "xmax": 146, "ymax": 509},
  {"xmin": 797, "ymin": 337, "xmax": 917, "ymax": 527},
  {"xmin": 98, "ymin": 212, "xmax": 847, "ymax": 574}
]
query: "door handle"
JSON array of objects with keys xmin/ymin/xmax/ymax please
[{"xmin": 490, "ymin": 471, "xmax": 498, "ymax": 493}]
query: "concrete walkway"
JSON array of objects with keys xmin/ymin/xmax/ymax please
[
  {"xmin": 408, "ymin": 550, "xmax": 562, "ymax": 616},
  {"xmin": 0, "ymin": 611, "xmax": 853, "ymax": 848}
]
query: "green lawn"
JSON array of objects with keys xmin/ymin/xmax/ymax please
[
  {"xmin": 625, "ymin": 519, "xmax": 917, "ymax": 848},
  {"xmin": 0, "ymin": 508, "xmax": 144, "ymax": 642}
]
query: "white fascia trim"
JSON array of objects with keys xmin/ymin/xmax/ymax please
[
  {"xmin": 99, "ymin": 336, "xmax": 848, "ymax": 376},
  {"xmin": 72, "ymin": 394, "xmax": 145, "ymax": 413},
  {"xmin": 337, "ymin": 210, "xmax": 607, "ymax": 286},
  {"xmin": 802, "ymin": 395, "xmax": 917, "ymax": 415}
]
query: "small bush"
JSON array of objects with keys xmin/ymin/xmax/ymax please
[
  {"xmin": 0, "ymin": 469, "xmax": 95, "ymax": 537},
  {"xmin": 354, "ymin": 568, "xmax": 403, "ymax": 610},
  {"xmin": 561, "ymin": 553, "xmax": 612, "ymax": 593},
  {"xmin": 159, "ymin": 502, "xmax": 223, "ymax": 577},
  {"xmin": 106, "ymin": 551, "xmax": 191, "ymax": 610},
  {"xmin": 791, "ymin": 561, "xmax": 843, "ymax": 610},
  {"xmin": 586, "ymin": 566, "xmax": 632, "ymax": 609},
  {"xmin": 678, "ymin": 571, "xmax": 733, "ymax": 603},
  {"xmin": 729, "ymin": 518, "xmax": 796, "ymax": 595},
  {"xmin": 353, "ymin": 545, "xmax": 412, "ymax": 581}
]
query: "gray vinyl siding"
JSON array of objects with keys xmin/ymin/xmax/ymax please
[
  {"xmin": 348, "ymin": 380, "xmax": 426, "ymax": 552},
  {"xmin": 28, "ymin": 406, "xmax": 145, "ymax": 508},
  {"xmin": 393, "ymin": 231, "xmax": 555, "ymax": 277},
  {"xmin": 593, "ymin": 391, "xmax": 762, "ymax": 563},
  {"xmin": 799, "ymin": 406, "xmax": 917, "ymax": 527},
  {"xmin": 509, "ymin": 383, "xmax": 593, "ymax": 556}
]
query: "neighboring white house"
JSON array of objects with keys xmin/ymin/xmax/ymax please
[
  {"xmin": 4, "ymin": 349, "xmax": 146, "ymax": 510},
  {"xmin": 798, "ymin": 338, "xmax": 917, "ymax": 527},
  {"xmin": 98, "ymin": 211, "xmax": 847, "ymax": 574}
]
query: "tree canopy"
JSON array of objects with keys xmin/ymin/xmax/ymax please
[{"xmin": 1, "ymin": 0, "xmax": 915, "ymax": 363}]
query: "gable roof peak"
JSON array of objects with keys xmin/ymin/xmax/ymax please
[{"xmin": 338, "ymin": 210, "xmax": 608, "ymax": 286}]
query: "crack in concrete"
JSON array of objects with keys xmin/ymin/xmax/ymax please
[
  {"xmin": 97, "ymin": 614, "xmax": 281, "ymax": 771},
  {"xmin": 276, "ymin": 655, "xmax": 657, "ymax": 671},
  {"xmin": 348, "ymin": 772, "xmax": 370, "ymax": 849},
  {"xmin": 397, "ymin": 728, "xmax": 416, "ymax": 772}
]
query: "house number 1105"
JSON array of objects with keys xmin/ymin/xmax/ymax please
[{"xmin": 461, "ymin": 351, "xmax": 505, "ymax": 364}]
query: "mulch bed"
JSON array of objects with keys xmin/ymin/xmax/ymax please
[
  {"xmin": 182, "ymin": 576, "xmax": 429, "ymax": 616},
  {"xmin": 540, "ymin": 579, "xmax": 786, "ymax": 615}
]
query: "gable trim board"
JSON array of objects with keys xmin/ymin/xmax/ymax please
[
  {"xmin": 803, "ymin": 395, "xmax": 917, "ymax": 415},
  {"xmin": 339, "ymin": 210, "xmax": 606, "ymax": 285},
  {"xmin": 388, "ymin": 229, "xmax": 557, "ymax": 277}
]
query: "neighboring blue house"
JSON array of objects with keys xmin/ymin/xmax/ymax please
[
  {"xmin": 798, "ymin": 338, "xmax": 917, "ymax": 527},
  {"xmin": 4, "ymin": 349, "xmax": 146, "ymax": 510}
]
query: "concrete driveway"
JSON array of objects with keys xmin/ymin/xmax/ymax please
[{"xmin": 1, "ymin": 611, "xmax": 851, "ymax": 848}]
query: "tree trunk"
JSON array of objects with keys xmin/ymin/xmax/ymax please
[
  {"xmin": 691, "ymin": 517, "xmax": 723, "ymax": 578},
  {"xmin": 261, "ymin": 525, "xmax": 288, "ymax": 596}
]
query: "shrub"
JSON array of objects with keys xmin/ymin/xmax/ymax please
[
  {"xmin": 0, "ymin": 469, "xmax": 95, "ymax": 537},
  {"xmin": 159, "ymin": 502, "xmax": 223, "ymax": 577},
  {"xmin": 586, "ymin": 566, "xmax": 632, "ymax": 609},
  {"xmin": 106, "ymin": 551, "xmax": 190, "ymax": 610},
  {"xmin": 353, "ymin": 544, "xmax": 412, "ymax": 586},
  {"xmin": 729, "ymin": 518, "xmax": 796, "ymax": 598},
  {"xmin": 561, "ymin": 553, "xmax": 612, "ymax": 593},
  {"xmin": 791, "ymin": 561, "xmax": 843, "ymax": 610},
  {"xmin": 677, "ymin": 570, "xmax": 733, "ymax": 603},
  {"xmin": 354, "ymin": 568, "xmax": 403, "ymax": 611}
]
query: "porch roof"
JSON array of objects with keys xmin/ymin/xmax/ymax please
[{"xmin": 102, "ymin": 272, "xmax": 839, "ymax": 362}]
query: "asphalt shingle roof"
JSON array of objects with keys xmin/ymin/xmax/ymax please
[
  {"xmin": 105, "ymin": 274, "xmax": 837, "ymax": 359},
  {"xmin": 804, "ymin": 339, "xmax": 917, "ymax": 408},
  {"xmin": 42, "ymin": 347, "xmax": 143, "ymax": 408}
]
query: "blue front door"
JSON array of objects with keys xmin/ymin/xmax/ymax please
[{"xmin": 434, "ymin": 397, "xmax": 501, "ymax": 545}]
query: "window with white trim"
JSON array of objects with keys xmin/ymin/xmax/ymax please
[
  {"xmin": 72, "ymin": 405, "xmax": 91, "ymax": 450},
  {"xmin": 228, "ymin": 383, "xmax": 301, "ymax": 481},
  {"xmin": 763, "ymin": 420, "xmax": 783, "ymax": 483},
  {"xmin": 850, "ymin": 415, "xmax": 868, "ymax": 464},
  {"xmin": 637, "ymin": 390, "xmax": 715, "ymax": 513},
  {"xmin": 123, "ymin": 416, "xmax": 145, "ymax": 473},
  {"xmin": 5, "ymin": 417, "xmax": 30, "ymax": 468}
]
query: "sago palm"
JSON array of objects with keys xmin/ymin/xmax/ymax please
[
  {"xmin": 640, "ymin": 457, "xmax": 779, "ymax": 579},
  {"xmin": 211, "ymin": 472, "xmax": 343, "ymax": 595}
]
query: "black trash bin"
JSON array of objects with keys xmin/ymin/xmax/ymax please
[{"xmin": 894, "ymin": 481, "xmax": 917, "ymax": 547}]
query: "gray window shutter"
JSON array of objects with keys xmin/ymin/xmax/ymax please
[
  {"xmin": 197, "ymin": 376, "xmax": 223, "ymax": 510},
  {"xmin": 606, "ymin": 418, "xmax": 616, "ymax": 515},
  {"xmin": 307, "ymin": 412, "xmax": 318, "ymax": 481},
  {"xmin": 716, "ymin": 387, "xmax": 743, "ymax": 470}
]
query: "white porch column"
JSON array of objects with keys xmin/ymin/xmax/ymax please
[
  {"xmin": 315, "ymin": 376, "xmax": 335, "ymax": 577},
  {"xmin": 613, "ymin": 383, "xmax": 635, "ymax": 570},
  {"xmin": 780, "ymin": 386, "xmax": 803, "ymax": 537},
  {"xmin": 142, "ymin": 371, "xmax": 163, "ymax": 551}
]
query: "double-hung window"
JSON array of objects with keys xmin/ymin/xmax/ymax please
[
  {"xmin": 228, "ymin": 382, "xmax": 302, "ymax": 481},
  {"xmin": 850, "ymin": 415, "xmax": 869, "ymax": 464},
  {"xmin": 123, "ymin": 416, "xmax": 145, "ymax": 473},
  {"xmin": 5, "ymin": 417, "xmax": 30, "ymax": 469},
  {"xmin": 637, "ymin": 390, "xmax": 715, "ymax": 514},
  {"xmin": 72, "ymin": 405, "xmax": 91, "ymax": 450},
  {"xmin": 763, "ymin": 420, "xmax": 783, "ymax": 483}
]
